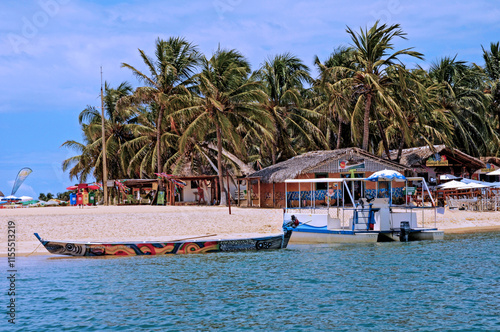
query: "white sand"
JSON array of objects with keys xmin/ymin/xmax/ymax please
[{"xmin": 1, "ymin": 205, "xmax": 499, "ymax": 256}]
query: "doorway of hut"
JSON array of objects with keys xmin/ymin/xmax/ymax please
[{"xmin": 341, "ymin": 172, "xmax": 365, "ymax": 205}]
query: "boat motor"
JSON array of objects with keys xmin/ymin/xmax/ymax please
[{"xmin": 399, "ymin": 221, "xmax": 410, "ymax": 242}]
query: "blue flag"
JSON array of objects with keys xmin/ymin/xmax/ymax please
[{"xmin": 11, "ymin": 167, "xmax": 32, "ymax": 195}]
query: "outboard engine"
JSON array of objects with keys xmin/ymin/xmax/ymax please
[{"xmin": 399, "ymin": 221, "xmax": 410, "ymax": 242}]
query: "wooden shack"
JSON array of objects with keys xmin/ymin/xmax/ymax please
[
  {"xmin": 392, "ymin": 145, "xmax": 485, "ymax": 185},
  {"xmin": 245, "ymin": 148, "xmax": 410, "ymax": 208}
]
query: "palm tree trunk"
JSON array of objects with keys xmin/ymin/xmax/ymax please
[
  {"xmin": 156, "ymin": 105, "xmax": 164, "ymax": 190},
  {"xmin": 396, "ymin": 137, "xmax": 404, "ymax": 162},
  {"xmin": 362, "ymin": 93, "xmax": 372, "ymax": 150},
  {"xmin": 216, "ymin": 123, "xmax": 227, "ymax": 205},
  {"xmin": 375, "ymin": 115, "xmax": 391, "ymax": 161},
  {"xmin": 336, "ymin": 117, "xmax": 343, "ymax": 150},
  {"xmin": 271, "ymin": 143, "xmax": 277, "ymax": 165}
]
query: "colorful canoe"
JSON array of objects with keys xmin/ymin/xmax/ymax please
[{"xmin": 34, "ymin": 229, "xmax": 294, "ymax": 256}]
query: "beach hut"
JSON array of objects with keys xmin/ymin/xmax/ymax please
[
  {"xmin": 245, "ymin": 148, "xmax": 411, "ymax": 208},
  {"xmin": 390, "ymin": 145, "xmax": 485, "ymax": 185}
]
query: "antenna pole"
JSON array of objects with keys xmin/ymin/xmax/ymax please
[{"xmin": 101, "ymin": 67, "xmax": 108, "ymax": 205}]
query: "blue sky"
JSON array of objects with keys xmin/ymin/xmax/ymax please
[{"xmin": 1, "ymin": 0, "xmax": 499, "ymax": 198}]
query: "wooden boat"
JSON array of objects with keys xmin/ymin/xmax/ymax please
[{"xmin": 34, "ymin": 226, "xmax": 296, "ymax": 256}]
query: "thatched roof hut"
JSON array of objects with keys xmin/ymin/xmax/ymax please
[
  {"xmin": 249, "ymin": 148, "xmax": 408, "ymax": 183},
  {"xmin": 482, "ymin": 156, "xmax": 500, "ymax": 167},
  {"xmin": 392, "ymin": 145, "xmax": 485, "ymax": 169},
  {"xmin": 0, "ymin": 190, "xmax": 4, "ymax": 197}
]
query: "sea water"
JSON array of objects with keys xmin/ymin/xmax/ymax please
[{"xmin": 8, "ymin": 233, "xmax": 500, "ymax": 331}]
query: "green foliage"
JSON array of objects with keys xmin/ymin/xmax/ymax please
[
  {"xmin": 63, "ymin": 31, "xmax": 500, "ymax": 187},
  {"xmin": 57, "ymin": 191, "xmax": 71, "ymax": 201},
  {"xmin": 38, "ymin": 193, "xmax": 53, "ymax": 201}
]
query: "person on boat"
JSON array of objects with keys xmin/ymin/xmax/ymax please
[{"xmin": 325, "ymin": 187, "xmax": 336, "ymax": 206}]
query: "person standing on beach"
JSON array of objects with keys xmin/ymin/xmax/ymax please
[{"xmin": 197, "ymin": 181, "xmax": 206, "ymax": 205}]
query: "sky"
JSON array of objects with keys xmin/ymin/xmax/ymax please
[{"xmin": 1, "ymin": 0, "xmax": 499, "ymax": 198}]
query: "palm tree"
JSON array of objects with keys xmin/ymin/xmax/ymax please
[
  {"xmin": 428, "ymin": 56, "xmax": 493, "ymax": 156},
  {"xmin": 255, "ymin": 53, "xmax": 324, "ymax": 163},
  {"xmin": 120, "ymin": 104, "xmax": 180, "ymax": 178},
  {"xmin": 118, "ymin": 37, "xmax": 200, "ymax": 178},
  {"xmin": 175, "ymin": 48, "xmax": 271, "ymax": 204},
  {"xmin": 340, "ymin": 21, "xmax": 424, "ymax": 152},
  {"xmin": 385, "ymin": 67, "xmax": 453, "ymax": 160},
  {"xmin": 314, "ymin": 46, "xmax": 356, "ymax": 150},
  {"xmin": 62, "ymin": 82, "xmax": 134, "ymax": 182},
  {"xmin": 482, "ymin": 42, "xmax": 500, "ymax": 140}
]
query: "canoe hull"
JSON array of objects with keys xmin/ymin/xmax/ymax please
[{"xmin": 34, "ymin": 231, "xmax": 292, "ymax": 256}]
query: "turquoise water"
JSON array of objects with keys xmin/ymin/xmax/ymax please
[{"xmin": 9, "ymin": 233, "xmax": 500, "ymax": 331}]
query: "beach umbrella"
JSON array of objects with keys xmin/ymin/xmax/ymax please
[
  {"xmin": 437, "ymin": 180, "xmax": 468, "ymax": 189},
  {"xmin": 66, "ymin": 185, "xmax": 78, "ymax": 190},
  {"xmin": 45, "ymin": 200, "xmax": 59, "ymax": 206},
  {"xmin": 87, "ymin": 185, "xmax": 99, "ymax": 190},
  {"xmin": 439, "ymin": 174, "xmax": 460, "ymax": 180},
  {"xmin": 366, "ymin": 170, "xmax": 406, "ymax": 182},
  {"xmin": 19, "ymin": 195, "xmax": 33, "ymax": 202},
  {"xmin": 465, "ymin": 182, "xmax": 490, "ymax": 189},
  {"xmin": 21, "ymin": 199, "xmax": 39, "ymax": 206},
  {"xmin": 487, "ymin": 168, "xmax": 500, "ymax": 176},
  {"xmin": 1, "ymin": 195, "xmax": 21, "ymax": 202}
]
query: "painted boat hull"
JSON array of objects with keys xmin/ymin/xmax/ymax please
[{"xmin": 34, "ymin": 231, "xmax": 293, "ymax": 256}]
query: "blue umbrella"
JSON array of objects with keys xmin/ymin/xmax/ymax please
[{"xmin": 366, "ymin": 170, "xmax": 406, "ymax": 182}]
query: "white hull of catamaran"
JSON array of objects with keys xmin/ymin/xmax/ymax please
[{"xmin": 289, "ymin": 231, "xmax": 379, "ymax": 244}]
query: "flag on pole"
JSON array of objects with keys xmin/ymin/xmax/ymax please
[{"xmin": 11, "ymin": 167, "xmax": 32, "ymax": 195}]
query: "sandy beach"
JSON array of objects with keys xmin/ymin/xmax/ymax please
[{"xmin": 1, "ymin": 205, "xmax": 499, "ymax": 256}]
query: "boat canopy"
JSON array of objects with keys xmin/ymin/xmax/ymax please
[{"xmin": 285, "ymin": 177, "xmax": 427, "ymax": 183}]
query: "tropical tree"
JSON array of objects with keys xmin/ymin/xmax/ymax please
[
  {"xmin": 428, "ymin": 56, "xmax": 494, "ymax": 156},
  {"xmin": 482, "ymin": 42, "xmax": 500, "ymax": 143},
  {"xmin": 338, "ymin": 21, "xmax": 424, "ymax": 153},
  {"xmin": 120, "ymin": 104, "xmax": 180, "ymax": 177},
  {"xmin": 314, "ymin": 46, "xmax": 356, "ymax": 150},
  {"xmin": 175, "ymin": 48, "xmax": 271, "ymax": 204},
  {"xmin": 118, "ymin": 37, "xmax": 200, "ymax": 179},
  {"xmin": 62, "ymin": 82, "xmax": 134, "ymax": 182},
  {"xmin": 255, "ymin": 53, "xmax": 324, "ymax": 163}
]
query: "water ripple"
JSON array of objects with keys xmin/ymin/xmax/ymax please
[{"xmin": 10, "ymin": 232, "xmax": 500, "ymax": 331}]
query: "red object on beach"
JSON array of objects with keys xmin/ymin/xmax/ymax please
[
  {"xmin": 66, "ymin": 186, "xmax": 78, "ymax": 190},
  {"xmin": 87, "ymin": 185, "xmax": 99, "ymax": 190},
  {"xmin": 77, "ymin": 193, "xmax": 83, "ymax": 205}
]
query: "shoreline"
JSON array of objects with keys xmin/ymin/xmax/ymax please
[{"xmin": 1, "ymin": 205, "xmax": 499, "ymax": 256}]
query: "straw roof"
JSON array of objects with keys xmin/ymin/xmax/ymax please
[
  {"xmin": 393, "ymin": 145, "xmax": 485, "ymax": 169},
  {"xmin": 0, "ymin": 190, "xmax": 4, "ymax": 197},
  {"xmin": 249, "ymin": 148, "xmax": 408, "ymax": 183},
  {"xmin": 482, "ymin": 156, "xmax": 500, "ymax": 167}
]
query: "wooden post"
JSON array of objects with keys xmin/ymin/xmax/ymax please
[
  {"xmin": 237, "ymin": 179, "xmax": 240, "ymax": 207},
  {"xmin": 100, "ymin": 67, "xmax": 108, "ymax": 206},
  {"xmin": 272, "ymin": 182, "xmax": 275, "ymax": 208},
  {"xmin": 226, "ymin": 173, "xmax": 231, "ymax": 214},
  {"xmin": 216, "ymin": 178, "xmax": 219, "ymax": 205},
  {"xmin": 247, "ymin": 180, "xmax": 251, "ymax": 207},
  {"xmin": 258, "ymin": 178, "xmax": 261, "ymax": 208}
]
